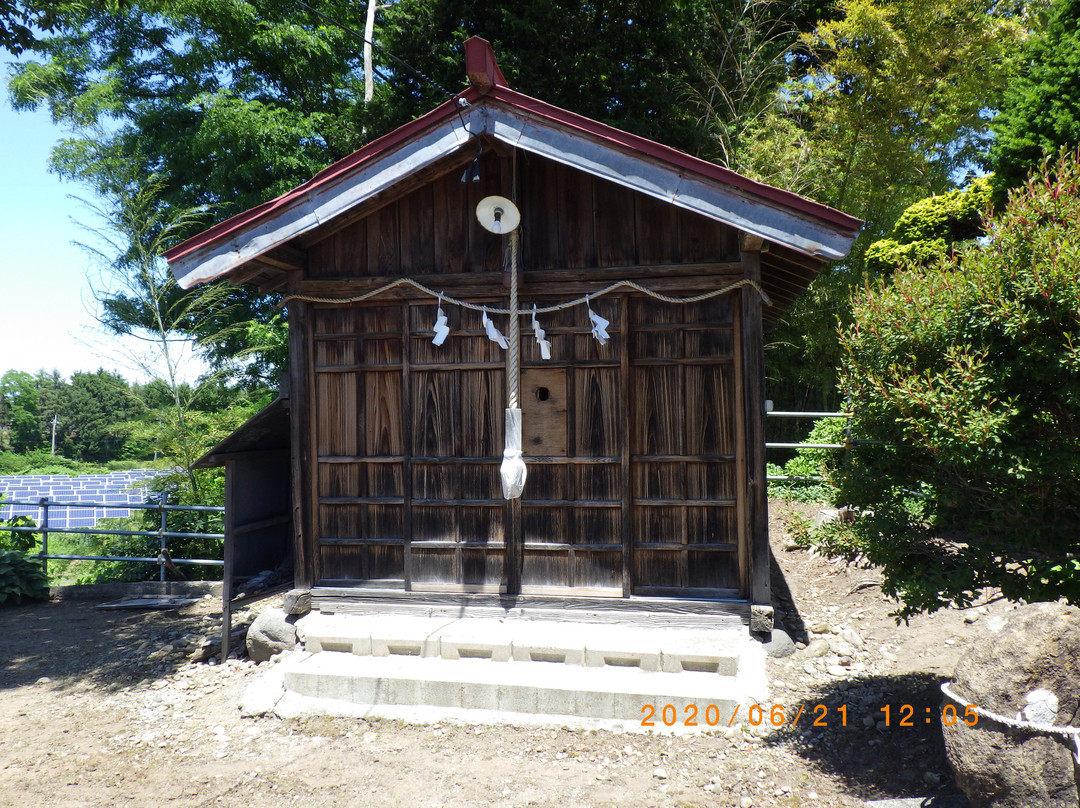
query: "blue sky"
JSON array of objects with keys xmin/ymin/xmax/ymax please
[{"xmin": 0, "ymin": 75, "xmax": 204, "ymax": 384}]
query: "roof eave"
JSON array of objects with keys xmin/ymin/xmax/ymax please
[{"xmin": 167, "ymin": 87, "xmax": 861, "ymax": 290}]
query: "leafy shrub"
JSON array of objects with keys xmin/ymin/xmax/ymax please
[
  {"xmin": 830, "ymin": 149, "xmax": 1080, "ymax": 617},
  {"xmin": 2, "ymin": 515, "xmax": 37, "ymax": 554},
  {"xmin": 0, "ymin": 450, "xmax": 113, "ymax": 476},
  {"xmin": 0, "ymin": 549, "xmax": 49, "ymax": 606}
]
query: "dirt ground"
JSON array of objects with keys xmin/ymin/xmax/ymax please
[{"xmin": 0, "ymin": 500, "xmax": 1011, "ymax": 808}]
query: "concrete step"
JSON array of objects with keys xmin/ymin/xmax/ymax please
[
  {"xmin": 279, "ymin": 650, "xmax": 760, "ymax": 728},
  {"xmin": 296, "ymin": 613, "xmax": 748, "ymax": 675}
]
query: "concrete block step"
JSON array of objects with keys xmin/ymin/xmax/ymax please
[
  {"xmin": 296, "ymin": 613, "xmax": 747, "ymax": 675},
  {"xmin": 280, "ymin": 651, "xmax": 756, "ymax": 726}
]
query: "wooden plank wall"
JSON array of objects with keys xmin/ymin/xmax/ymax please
[
  {"xmin": 302, "ymin": 150, "xmax": 748, "ymax": 599},
  {"xmin": 306, "ymin": 151, "xmax": 739, "ymax": 278},
  {"xmin": 311, "ymin": 294, "xmax": 741, "ymax": 598}
]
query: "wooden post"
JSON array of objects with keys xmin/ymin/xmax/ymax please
[
  {"xmin": 221, "ymin": 459, "xmax": 236, "ymax": 659},
  {"xmin": 288, "ymin": 298, "xmax": 316, "ymax": 590},
  {"xmin": 740, "ymin": 235, "xmax": 772, "ymax": 629}
]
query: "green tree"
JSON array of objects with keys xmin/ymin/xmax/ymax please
[
  {"xmin": 864, "ymin": 177, "xmax": 992, "ymax": 276},
  {"xmin": 989, "ymin": 0, "xmax": 1080, "ymax": 197},
  {"xmin": 62, "ymin": 370, "xmax": 138, "ymax": 462},
  {"xmin": 819, "ymin": 149, "xmax": 1080, "ymax": 617},
  {"xmin": 751, "ymin": 0, "xmax": 1029, "ymax": 410},
  {"xmin": 0, "ymin": 370, "xmax": 41, "ymax": 452},
  {"xmin": 10, "ymin": 0, "xmax": 780, "ymax": 382},
  {"xmin": 79, "ymin": 159, "xmax": 269, "ymax": 493}
]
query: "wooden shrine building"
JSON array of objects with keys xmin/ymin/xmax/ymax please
[{"xmin": 170, "ymin": 39, "xmax": 860, "ymax": 630}]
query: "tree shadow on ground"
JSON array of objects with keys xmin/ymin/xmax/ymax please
[
  {"xmin": 766, "ymin": 546, "xmax": 967, "ymax": 803},
  {"xmin": 0, "ymin": 599, "xmax": 216, "ymax": 691},
  {"xmin": 765, "ymin": 671, "xmax": 967, "ymax": 802}
]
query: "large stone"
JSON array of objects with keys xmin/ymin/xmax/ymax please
[
  {"xmin": 942, "ymin": 602, "xmax": 1080, "ymax": 808},
  {"xmin": 760, "ymin": 628, "xmax": 796, "ymax": 658},
  {"xmin": 246, "ymin": 609, "xmax": 298, "ymax": 663}
]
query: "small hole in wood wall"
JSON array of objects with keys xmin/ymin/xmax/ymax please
[{"xmin": 535, "ymin": 386, "xmax": 551, "ymax": 402}]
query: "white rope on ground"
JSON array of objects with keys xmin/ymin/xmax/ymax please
[
  {"xmin": 277, "ymin": 276, "xmax": 773, "ymax": 313},
  {"xmin": 940, "ymin": 682, "xmax": 1080, "ymax": 763}
]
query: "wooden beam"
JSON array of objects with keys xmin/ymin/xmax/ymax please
[
  {"xmin": 739, "ymin": 245, "xmax": 771, "ymax": 616},
  {"xmin": 741, "ymin": 232, "xmax": 765, "ymax": 252},
  {"xmin": 260, "ymin": 244, "xmax": 308, "ymax": 271},
  {"xmin": 229, "ymin": 262, "xmax": 277, "ymax": 287},
  {"xmin": 288, "ymin": 298, "xmax": 317, "ymax": 590}
]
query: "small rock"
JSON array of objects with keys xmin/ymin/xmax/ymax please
[
  {"xmin": 246, "ymin": 609, "xmax": 298, "ymax": 663},
  {"xmin": 35, "ymin": 676, "xmax": 51, "ymax": 685},
  {"xmin": 803, "ymin": 639, "xmax": 831, "ymax": 658},
  {"xmin": 834, "ymin": 640, "xmax": 856, "ymax": 657},
  {"xmin": 837, "ymin": 627, "xmax": 863, "ymax": 648},
  {"xmin": 741, "ymin": 797, "xmax": 754, "ymax": 808},
  {"xmin": 827, "ymin": 665, "xmax": 848, "ymax": 677},
  {"xmin": 924, "ymin": 771, "xmax": 941, "ymax": 786},
  {"xmin": 652, "ymin": 767, "xmax": 667, "ymax": 780},
  {"xmin": 962, "ymin": 611, "xmax": 982, "ymax": 624}
]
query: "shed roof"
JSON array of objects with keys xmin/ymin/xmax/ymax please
[
  {"xmin": 166, "ymin": 38, "xmax": 860, "ymax": 304},
  {"xmin": 191, "ymin": 397, "xmax": 289, "ymax": 469}
]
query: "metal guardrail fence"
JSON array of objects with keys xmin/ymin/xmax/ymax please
[
  {"xmin": 766, "ymin": 410, "xmax": 850, "ymax": 482},
  {"xmin": 2, "ymin": 496, "xmax": 225, "ymax": 581}
]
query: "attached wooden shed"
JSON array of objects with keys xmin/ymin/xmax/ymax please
[{"xmin": 167, "ymin": 39, "xmax": 859, "ymax": 629}]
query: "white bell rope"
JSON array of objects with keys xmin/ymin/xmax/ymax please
[{"xmin": 500, "ymin": 229, "xmax": 527, "ymax": 499}]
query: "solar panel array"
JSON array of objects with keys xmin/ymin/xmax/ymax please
[{"xmin": 0, "ymin": 470, "xmax": 171, "ymax": 530}]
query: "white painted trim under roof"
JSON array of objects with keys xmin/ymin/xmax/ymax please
[{"xmin": 170, "ymin": 100, "xmax": 853, "ymax": 290}]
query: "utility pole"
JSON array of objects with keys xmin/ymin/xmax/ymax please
[
  {"xmin": 51, "ymin": 413, "xmax": 58, "ymax": 456},
  {"xmin": 364, "ymin": 0, "xmax": 377, "ymax": 103}
]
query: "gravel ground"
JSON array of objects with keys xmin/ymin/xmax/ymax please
[{"xmin": 0, "ymin": 501, "xmax": 1007, "ymax": 807}]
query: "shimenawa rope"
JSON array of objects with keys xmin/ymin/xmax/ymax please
[
  {"xmin": 277, "ymin": 276, "xmax": 772, "ymax": 313},
  {"xmin": 940, "ymin": 681, "xmax": 1080, "ymax": 763}
]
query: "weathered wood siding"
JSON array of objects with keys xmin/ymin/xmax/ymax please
[
  {"xmin": 304, "ymin": 151, "xmax": 748, "ymax": 598},
  {"xmin": 305, "ymin": 151, "xmax": 739, "ymax": 277}
]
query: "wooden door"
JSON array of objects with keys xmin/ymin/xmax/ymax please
[
  {"xmin": 312, "ymin": 294, "xmax": 742, "ymax": 599},
  {"xmin": 518, "ymin": 298, "xmax": 625, "ymax": 595},
  {"xmin": 629, "ymin": 297, "xmax": 742, "ymax": 598}
]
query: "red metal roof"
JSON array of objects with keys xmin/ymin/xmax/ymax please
[{"xmin": 165, "ymin": 38, "xmax": 859, "ymax": 270}]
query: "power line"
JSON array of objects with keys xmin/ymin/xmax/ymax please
[{"xmin": 290, "ymin": 0, "xmax": 458, "ymax": 100}]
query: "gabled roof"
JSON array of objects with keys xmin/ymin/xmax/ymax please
[{"xmin": 166, "ymin": 38, "xmax": 860, "ymax": 291}]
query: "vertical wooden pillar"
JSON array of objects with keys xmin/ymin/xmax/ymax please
[
  {"xmin": 221, "ymin": 458, "xmax": 236, "ymax": 659},
  {"xmin": 739, "ymin": 236, "xmax": 772, "ymax": 625},
  {"xmin": 288, "ymin": 297, "xmax": 317, "ymax": 590}
]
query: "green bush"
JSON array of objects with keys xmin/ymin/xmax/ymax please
[
  {"xmin": 0, "ymin": 550, "xmax": 50, "ymax": 606},
  {"xmin": 830, "ymin": 149, "xmax": 1080, "ymax": 617}
]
